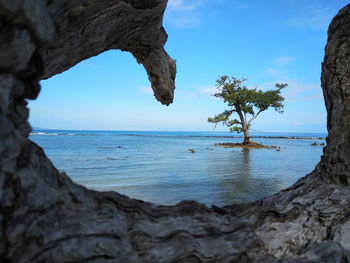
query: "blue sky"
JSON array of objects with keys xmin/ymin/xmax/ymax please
[{"xmin": 29, "ymin": 0, "xmax": 349, "ymax": 132}]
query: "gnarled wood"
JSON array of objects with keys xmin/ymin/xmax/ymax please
[{"xmin": 1, "ymin": 1, "xmax": 350, "ymax": 262}]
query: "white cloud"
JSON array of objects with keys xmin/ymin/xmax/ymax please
[
  {"xmin": 166, "ymin": 0, "xmax": 251, "ymax": 28},
  {"xmin": 165, "ymin": 0, "xmax": 201, "ymax": 28},
  {"xmin": 198, "ymin": 86, "xmax": 217, "ymax": 95},
  {"xmin": 302, "ymin": 93, "xmax": 324, "ymax": 101},
  {"xmin": 287, "ymin": 5, "xmax": 336, "ymax": 31},
  {"xmin": 177, "ymin": 90, "xmax": 199, "ymax": 99},
  {"xmin": 247, "ymin": 82, "xmax": 279, "ymax": 91},
  {"xmin": 275, "ymin": 56, "xmax": 295, "ymax": 66},
  {"xmin": 265, "ymin": 68, "xmax": 279, "ymax": 77},
  {"xmin": 263, "ymin": 56, "xmax": 295, "ymax": 78},
  {"xmin": 171, "ymin": 15, "xmax": 200, "ymax": 28},
  {"xmin": 165, "ymin": 0, "xmax": 229, "ymax": 28},
  {"xmin": 140, "ymin": 87, "xmax": 153, "ymax": 94},
  {"xmin": 167, "ymin": 0, "xmax": 198, "ymax": 10},
  {"xmin": 283, "ymin": 82, "xmax": 323, "ymax": 102}
]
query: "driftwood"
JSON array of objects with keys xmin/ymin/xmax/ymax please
[{"xmin": 1, "ymin": 0, "xmax": 350, "ymax": 262}]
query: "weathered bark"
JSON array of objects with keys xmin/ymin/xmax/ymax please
[
  {"xmin": 38, "ymin": 0, "xmax": 175, "ymax": 105},
  {"xmin": 235, "ymin": 107, "xmax": 253, "ymax": 144},
  {"xmin": 243, "ymin": 128, "xmax": 253, "ymax": 145},
  {"xmin": 315, "ymin": 7, "xmax": 350, "ymax": 186},
  {"xmin": 1, "ymin": 1, "xmax": 350, "ymax": 262}
]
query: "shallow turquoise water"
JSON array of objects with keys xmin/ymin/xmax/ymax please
[{"xmin": 30, "ymin": 130, "xmax": 326, "ymax": 206}]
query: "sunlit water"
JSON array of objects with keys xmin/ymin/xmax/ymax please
[{"xmin": 30, "ymin": 130, "xmax": 326, "ymax": 206}]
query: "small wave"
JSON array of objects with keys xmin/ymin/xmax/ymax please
[
  {"xmin": 30, "ymin": 132, "xmax": 59, "ymax": 136},
  {"xmin": 31, "ymin": 132, "xmax": 79, "ymax": 136}
]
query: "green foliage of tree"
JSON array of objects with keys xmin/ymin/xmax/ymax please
[{"xmin": 208, "ymin": 76, "xmax": 287, "ymax": 144}]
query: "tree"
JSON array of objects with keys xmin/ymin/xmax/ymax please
[{"xmin": 208, "ymin": 76, "xmax": 287, "ymax": 144}]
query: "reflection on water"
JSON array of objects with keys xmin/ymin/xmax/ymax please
[
  {"xmin": 206, "ymin": 148, "xmax": 283, "ymax": 205},
  {"xmin": 30, "ymin": 130, "xmax": 325, "ymax": 206}
]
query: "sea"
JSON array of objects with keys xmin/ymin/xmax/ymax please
[{"xmin": 30, "ymin": 130, "xmax": 327, "ymax": 207}]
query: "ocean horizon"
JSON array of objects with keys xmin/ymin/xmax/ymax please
[
  {"xmin": 30, "ymin": 129, "xmax": 327, "ymax": 206},
  {"xmin": 31, "ymin": 128, "xmax": 327, "ymax": 138}
]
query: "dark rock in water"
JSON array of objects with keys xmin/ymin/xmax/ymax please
[
  {"xmin": 1, "ymin": 1, "xmax": 350, "ymax": 262},
  {"xmin": 311, "ymin": 141, "xmax": 318, "ymax": 146},
  {"xmin": 320, "ymin": 143, "xmax": 325, "ymax": 146},
  {"xmin": 188, "ymin": 149, "xmax": 196, "ymax": 153}
]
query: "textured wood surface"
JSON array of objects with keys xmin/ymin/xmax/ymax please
[{"xmin": 0, "ymin": 1, "xmax": 350, "ymax": 262}]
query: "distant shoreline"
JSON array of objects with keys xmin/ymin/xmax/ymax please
[
  {"xmin": 199, "ymin": 135, "xmax": 327, "ymax": 140},
  {"xmin": 30, "ymin": 131, "xmax": 326, "ymax": 140}
]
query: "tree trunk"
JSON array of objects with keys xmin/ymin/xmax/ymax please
[
  {"xmin": 1, "ymin": 1, "xmax": 350, "ymax": 262},
  {"xmin": 236, "ymin": 108, "xmax": 252, "ymax": 144},
  {"xmin": 243, "ymin": 127, "xmax": 253, "ymax": 144}
]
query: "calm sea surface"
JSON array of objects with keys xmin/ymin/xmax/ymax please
[{"xmin": 30, "ymin": 130, "xmax": 326, "ymax": 206}]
